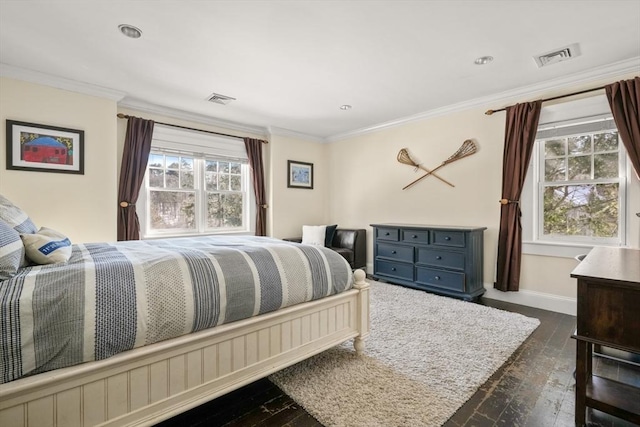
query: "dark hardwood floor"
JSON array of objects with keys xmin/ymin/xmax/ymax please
[{"xmin": 156, "ymin": 296, "xmax": 640, "ymax": 427}]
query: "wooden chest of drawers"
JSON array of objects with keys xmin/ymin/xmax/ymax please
[{"xmin": 371, "ymin": 223, "xmax": 486, "ymax": 301}]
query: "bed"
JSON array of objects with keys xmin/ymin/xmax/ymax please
[{"xmin": 0, "ymin": 234, "xmax": 370, "ymax": 427}]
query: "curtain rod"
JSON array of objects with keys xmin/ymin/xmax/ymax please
[
  {"xmin": 484, "ymin": 85, "xmax": 607, "ymax": 115},
  {"xmin": 116, "ymin": 113, "xmax": 268, "ymax": 143}
]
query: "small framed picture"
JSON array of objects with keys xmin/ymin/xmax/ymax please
[
  {"xmin": 287, "ymin": 160, "xmax": 313, "ymax": 189},
  {"xmin": 6, "ymin": 120, "xmax": 84, "ymax": 174}
]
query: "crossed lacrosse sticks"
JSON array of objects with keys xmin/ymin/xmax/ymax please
[{"xmin": 398, "ymin": 140, "xmax": 477, "ymax": 190}]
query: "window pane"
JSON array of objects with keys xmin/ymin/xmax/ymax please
[
  {"xmin": 230, "ymin": 175, "xmax": 241, "ymax": 191},
  {"xmin": 568, "ymin": 135, "xmax": 591, "ymax": 155},
  {"xmin": 218, "ymin": 174, "xmax": 230, "ymax": 191},
  {"xmin": 568, "ymin": 155, "xmax": 591, "ymax": 180},
  {"xmin": 181, "ymin": 171, "xmax": 194, "ymax": 189},
  {"xmin": 149, "ymin": 168, "xmax": 164, "ymax": 188},
  {"xmin": 166, "ymin": 170, "xmax": 179, "ymax": 188},
  {"xmin": 230, "ymin": 163, "xmax": 241, "ymax": 174},
  {"xmin": 543, "ymin": 184, "xmax": 618, "ymax": 238},
  {"xmin": 219, "ymin": 161, "xmax": 229, "ymax": 173},
  {"xmin": 205, "ymin": 172, "xmax": 218, "ymax": 191},
  {"xmin": 149, "ymin": 191, "xmax": 196, "ymax": 230},
  {"xmin": 222, "ymin": 194, "xmax": 243, "ymax": 227},
  {"xmin": 166, "ymin": 156, "xmax": 180, "ymax": 169},
  {"xmin": 544, "ymin": 140, "xmax": 565, "ymax": 157},
  {"xmin": 207, "ymin": 193, "xmax": 221, "ymax": 228},
  {"xmin": 206, "ymin": 160, "xmax": 217, "ymax": 172},
  {"xmin": 594, "ymin": 132, "xmax": 618, "ymax": 152},
  {"xmin": 149, "ymin": 154, "xmax": 164, "ymax": 168},
  {"xmin": 545, "ymin": 158, "xmax": 566, "ymax": 181},
  {"xmin": 207, "ymin": 193, "xmax": 243, "ymax": 228},
  {"xmin": 594, "ymin": 153, "xmax": 618, "ymax": 179},
  {"xmin": 181, "ymin": 157, "xmax": 193, "ymax": 170}
]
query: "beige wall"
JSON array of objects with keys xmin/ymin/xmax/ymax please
[
  {"xmin": 0, "ymin": 77, "xmax": 118, "ymax": 243},
  {"xmin": 268, "ymin": 133, "xmax": 329, "ymax": 239},
  {"xmin": 327, "ymin": 72, "xmax": 640, "ymax": 309}
]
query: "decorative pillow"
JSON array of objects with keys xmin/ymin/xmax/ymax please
[
  {"xmin": 325, "ymin": 224, "xmax": 338, "ymax": 247},
  {"xmin": 21, "ymin": 227, "xmax": 72, "ymax": 265},
  {"xmin": 0, "ymin": 220, "xmax": 25, "ymax": 280},
  {"xmin": 0, "ymin": 194, "xmax": 37, "ymax": 234},
  {"xmin": 302, "ymin": 225, "xmax": 327, "ymax": 246}
]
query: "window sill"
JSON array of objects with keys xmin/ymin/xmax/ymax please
[
  {"xmin": 142, "ymin": 230, "xmax": 253, "ymax": 240},
  {"xmin": 522, "ymin": 241, "xmax": 596, "ymax": 259}
]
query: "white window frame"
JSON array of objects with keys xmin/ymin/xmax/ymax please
[
  {"xmin": 521, "ymin": 95, "xmax": 637, "ymax": 258},
  {"xmin": 138, "ymin": 125, "xmax": 255, "ymax": 239}
]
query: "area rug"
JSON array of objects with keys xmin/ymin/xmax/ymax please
[{"xmin": 269, "ymin": 280, "xmax": 540, "ymax": 427}]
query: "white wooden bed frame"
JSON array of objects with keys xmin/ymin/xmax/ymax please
[{"xmin": 0, "ymin": 270, "xmax": 370, "ymax": 427}]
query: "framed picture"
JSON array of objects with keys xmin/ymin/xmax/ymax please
[
  {"xmin": 287, "ymin": 160, "xmax": 313, "ymax": 189},
  {"xmin": 6, "ymin": 120, "xmax": 84, "ymax": 174}
]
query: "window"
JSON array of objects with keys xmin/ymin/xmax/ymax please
[
  {"xmin": 139, "ymin": 125, "xmax": 253, "ymax": 238},
  {"xmin": 536, "ymin": 121, "xmax": 625, "ymax": 245}
]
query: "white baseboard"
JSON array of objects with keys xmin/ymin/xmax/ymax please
[
  {"xmin": 365, "ymin": 266, "xmax": 576, "ymax": 316},
  {"xmin": 483, "ymin": 284, "xmax": 576, "ymax": 316}
]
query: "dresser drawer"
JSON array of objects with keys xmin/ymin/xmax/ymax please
[
  {"xmin": 417, "ymin": 248, "xmax": 465, "ymax": 271},
  {"xmin": 377, "ymin": 243, "xmax": 414, "ymax": 262},
  {"xmin": 376, "ymin": 260, "xmax": 414, "ymax": 281},
  {"xmin": 401, "ymin": 229, "xmax": 429, "ymax": 244},
  {"xmin": 376, "ymin": 227, "xmax": 400, "ymax": 241},
  {"xmin": 431, "ymin": 230, "xmax": 465, "ymax": 247},
  {"xmin": 416, "ymin": 267, "xmax": 465, "ymax": 292}
]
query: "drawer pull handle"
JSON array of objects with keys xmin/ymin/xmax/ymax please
[
  {"xmin": 434, "ymin": 276, "xmax": 441, "ymax": 280},
  {"xmin": 436, "ymin": 256, "xmax": 442, "ymax": 260},
  {"xmin": 391, "ymin": 250, "xmax": 396, "ymax": 254},
  {"xmin": 391, "ymin": 267, "xmax": 396, "ymax": 271},
  {"xmin": 444, "ymin": 236, "xmax": 451, "ymax": 241}
]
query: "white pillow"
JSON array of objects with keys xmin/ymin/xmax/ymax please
[
  {"xmin": 21, "ymin": 227, "xmax": 72, "ymax": 265},
  {"xmin": 302, "ymin": 225, "xmax": 327, "ymax": 246}
]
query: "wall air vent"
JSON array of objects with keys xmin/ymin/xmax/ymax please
[
  {"xmin": 534, "ymin": 43, "xmax": 581, "ymax": 68},
  {"xmin": 206, "ymin": 92, "xmax": 236, "ymax": 105}
]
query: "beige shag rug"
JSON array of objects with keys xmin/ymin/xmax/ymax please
[{"xmin": 269, "ymin": 280, "xmax": 540, "ymax": 427}]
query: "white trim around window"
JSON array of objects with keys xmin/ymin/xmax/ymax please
[{"xmin": 137, "ymin": 125, "xmax": 255, "ymax": 239}]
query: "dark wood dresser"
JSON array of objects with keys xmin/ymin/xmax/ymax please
[
  {"xmin": 570, "ymin": 246, "xmax": 640, "ymax": 426},
  {"xmin": 370, "ymin": 223, "xmax": 486, "ymax": 301}
]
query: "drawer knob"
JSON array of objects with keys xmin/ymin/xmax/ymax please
[
  {"xmin": 391, "ymin": 250, "xmax": 396, "ymax": 254},
  {"xmin": 436, "ymin": 256, "xmax": 442, "ymax": 260},
  {"xmin": 444, "ymin": 236, "xmax": 451, "ymax": 241},
  {"xmin": 391, "ymin": 267, "xmax": 396, "ymax": 271},
  {"xmin": 412, "ymin": 235, "xmax": 417, "ymax": 238},
  {"xmin": 385, "ymin": 232, "xmax": 390, "ymax": 236},
  {"xmin": 435, "ymin": 276, "xmax": 441, "ymax": 280}
]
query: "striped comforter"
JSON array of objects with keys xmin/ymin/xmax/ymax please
[{"xmin": 0, "ymin": 236, "xmax": 353, "ymax": 384}]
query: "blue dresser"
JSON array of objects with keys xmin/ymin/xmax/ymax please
[{"xmin": 371, "ymin": 223, "xmax": 487, "ymax": 301}]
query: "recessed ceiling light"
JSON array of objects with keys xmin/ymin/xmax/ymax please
[
  {"xmin": 474, "ymin": 56, "xmax": 494, "ymax": 65},
  {"xmin": 340, "ymin": 105, "xmax": 352, "ymax": 110},
  {"xmin": 118, "ymin": 24, "xmax": 142, "ymax": 39}
]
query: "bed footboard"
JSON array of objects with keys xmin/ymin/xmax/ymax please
[{"xmin": 0, "ymin": 271, "xmax": 370, "ymax": 427}]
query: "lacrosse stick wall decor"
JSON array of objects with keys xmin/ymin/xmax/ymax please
[
  {"xmin": 403, "ymin": 139, "xmax": 478, "ymax": 190},
  {"xmin": 397, "ymin": 148, "xmax": 455, "ymax": 187}
]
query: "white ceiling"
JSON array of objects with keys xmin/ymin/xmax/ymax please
[{"xmin": 1, "ymin": 0, "xmax": 639, "ymax": 140}]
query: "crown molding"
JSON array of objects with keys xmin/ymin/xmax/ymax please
[
  {"xmin": 326, "ymin": 57, "xmax": 640, "ymax": 142},
  {"xmin": 267, "ymin": 126, "xmax": 326, "ymax": 143},
  {"xmin": 0, "ymin": 63, "xmax": 127, "ymax": 101},
  {"xmin": 118, "ymin": 97, "xmax": 269, "ymax": 137}
]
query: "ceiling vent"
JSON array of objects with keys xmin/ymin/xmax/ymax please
[
  {"xmin": 206, "ymin": 92, "xmax": 236, "ymax": 105},
  {"xmin": 534, "ymin": 43, "xmax": 581, "ymax": 68}
]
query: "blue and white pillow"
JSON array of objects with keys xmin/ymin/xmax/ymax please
[
  {"xmin": 21, "ymin": 227, "xmax": 72, "ymax": 265},
  {"xmin": 0, "ymin": 194, "xmax": 37, "ymax": 234},
  {"xmin": 0, "ymin": 220, "xmax": 25, "ymax": 280}
]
